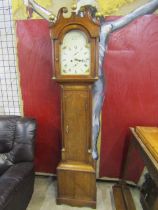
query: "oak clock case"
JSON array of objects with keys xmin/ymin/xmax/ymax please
[{"xmin": 50, "ymin": 7, "xmax": 100, "ymax": 208}]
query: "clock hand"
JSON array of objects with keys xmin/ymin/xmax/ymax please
[{"xmin": 74, "ymin": 58, "xmax": 84, "ymax": 62}]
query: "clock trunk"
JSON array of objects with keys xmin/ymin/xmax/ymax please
[{"xmin": 57, "ymin": 84, "xmax": 96, "ymax": 208}]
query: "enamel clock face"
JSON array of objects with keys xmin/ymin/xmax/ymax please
[{"xmin": 60, "ymin": 30, "xmax": 91, "ymax": 75}]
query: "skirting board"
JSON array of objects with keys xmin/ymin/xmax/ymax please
[
  {"xmin": 35, "ymin": 173, "xmax": 137, "ymax": 186},
  {"xmin": 35, "ymin": 172, "xmax": 56, "ymax": 176}
]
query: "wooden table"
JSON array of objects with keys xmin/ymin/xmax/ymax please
[
  {"xmin": 113, "ymin": 127, "xmax": 158, "ymax": 210},
  {"xmin": 128, "ymin": 127, "xmax": 158, "ymax": 187}
]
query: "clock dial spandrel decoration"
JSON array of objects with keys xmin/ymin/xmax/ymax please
[{"xmin": 61, "ymin": 30, "xmax": 91, "ymax": 75}]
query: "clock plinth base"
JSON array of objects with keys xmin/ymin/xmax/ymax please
[
  {"xmin": 56, "ymin": 197, "xmax": 96, "ymax": 209},
  {"xmin": 56, "ymin": 161, "xmax": 96, "ymax": 208}
]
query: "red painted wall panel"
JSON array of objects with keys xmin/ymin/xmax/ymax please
[
  {"xmin": 17, "ymin": 20, "xmax": 61, "ymax": 173},
  {"xmin": 17, "ymin": 16, "xmax": 158, "ymax": 181},
  {"xmin": 100, "ymin": 16, "xmax": 158, "ymax": 181}
]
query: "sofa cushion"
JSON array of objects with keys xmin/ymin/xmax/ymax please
[
  {"xmin": 0, "ymin": 116, "xmax": 20, "ymax": 153},
  {"xmin": 0, "ymin": 154, "xmax": 13, "ymax": 176},
  {"xmin": 0, "ymin": 177, "xmax": 18, "ymax": 209},
  {"xmin": 2, "ymin": 162, "xmax": 34, "ymax": 181},
  {"xmin": 0, "ymin": 162, "xmax": 34, "ymax": 209}
]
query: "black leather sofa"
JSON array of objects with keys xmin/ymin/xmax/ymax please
[{"xmin": 0, "ymin": 116, "xmax": 36, "ymax": 210}]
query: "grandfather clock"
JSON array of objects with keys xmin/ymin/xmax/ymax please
[{"xmin": 50, "ymin": 6, "xmax": 100, "ymax": 208}]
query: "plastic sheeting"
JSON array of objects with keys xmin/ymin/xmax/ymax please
[{"xmin": 17, "ymin": 16, "xmax": 158, "ymax": 182}]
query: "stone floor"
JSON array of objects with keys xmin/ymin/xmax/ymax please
[{"xmin": 27, "ymin": 176, "xmax": 143, "ymax": 210}]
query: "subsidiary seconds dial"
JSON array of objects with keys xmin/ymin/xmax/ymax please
[{"xmin": 60, "ymin": 30, "xmax": 91, "ymax": 75}]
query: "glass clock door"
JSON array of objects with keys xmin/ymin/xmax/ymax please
[{"xmin": 60, "ymin": 30, "xmax": 91, "ymax": 75}]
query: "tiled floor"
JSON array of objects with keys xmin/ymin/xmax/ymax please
[{"xmin": 27, "ymin": 176, "xmax": 143, "ymax": 210}]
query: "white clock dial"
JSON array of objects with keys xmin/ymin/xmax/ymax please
[{"xmin": 60, "ymin": 30, "xmax": 91, "ymax": 75}]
